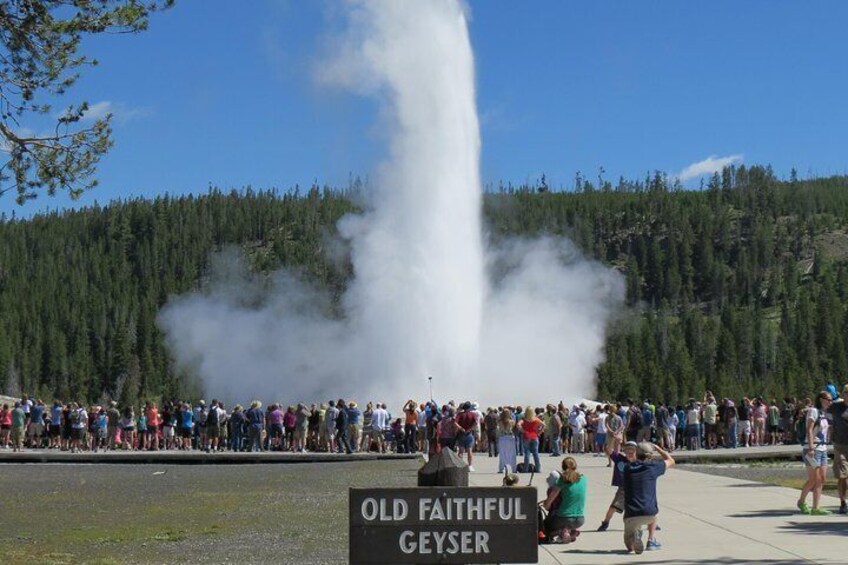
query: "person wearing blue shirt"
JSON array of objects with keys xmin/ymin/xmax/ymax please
[{"xmin": 622, "ymin": 441, "xmax": 675, "ymax": 554}]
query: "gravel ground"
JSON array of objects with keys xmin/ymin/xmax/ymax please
[{"xmin": 0, "ymin": 460, "xmax": 419, "ymax": 564}]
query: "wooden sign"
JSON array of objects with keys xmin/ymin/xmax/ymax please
[{"xmin": 349, "ymin": 487, "xmax": 538, "ymax": 564}]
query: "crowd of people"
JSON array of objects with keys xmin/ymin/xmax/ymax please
[
  {"xmin": 1, "ymin": 382, "xmax": 846, "ymax": 552},
  {"xmin": 535, "ymin": 382, "xmax": 848, "ymax": 553}
]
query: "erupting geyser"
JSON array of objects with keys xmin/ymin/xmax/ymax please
[{"xmin": 159, "ymin": 0, "xmax": 624, "ymax": 406}]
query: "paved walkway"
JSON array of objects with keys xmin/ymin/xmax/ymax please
[{"xmin": 466, "ymin": 451, "xmax": 847, "ymax": 565}]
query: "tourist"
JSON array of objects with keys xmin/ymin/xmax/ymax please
[
  {"xmin": 121, "ymin": 406, "xmax": 136, "ymax": 450},
  {"xmin": 205, "ymin": 399, "xmax": 223, "ymax": 453},
  {"xmin": 95, "ymin": 408, "xmax": 108, "ymax": 452},
  {"xmin": 334, "ymin": 398, "xmax": 351, "ymax": 454},
  {"xmin": 137, "ymin": 407, "xmax": 148, "ymax": 450},
  {"xmin": 27, "ymin": 399, "xmax": 45, "ymax": 448},
  {"xmin": 797, "ymin": 391, "xmax": 833, "ymax": 515},
  {"xmin": 622, "ymin": 441, "xmax": 675, "ymax": 554},
  {"xmin": 48, "ymin": 401, "xmax": 63, "ymax": 449},
  {"xmin": 543, "ymin": 456, "xmax": 587, "ymax": 544},
  {"xmin": 597, "ymin": 440, "xmax": 634, "ymax": 532},
  {"xmin": 69, "ymin": 402, "xmax": 88, "ymax": 453},
  {"xmin": 703, "ymin": 394, "xmax": 718, "ymax": 449},
  {"xmin": 346, "ymin": 402, "xmax": 361, "ymax": 453},
  {"xmin": 827, "ymin": 384, "xmax": 848, "ymax": 514},
  {"xmin": 456, "ymin": 402, "xmax": 477, "ymax": 471},
  {"xmin": 146, "ymin": 402, "xmax": 161, "ymax": 451},
  {"xmin": 370, "ymin": 402, "xmax": 389, "ymax": 453},
  {"xmin": 605, "ymin": 404, "xmax": 624, "ymax": 466},
  {"xmin": 485, "ymin": 407, "xmax": 500, "ymax": 458},
  {"xmin": 107, "ymin": 401, "xmax": 121, "ymax": 450},
  {"xmin": 752, "ymin": 397, "xmax": 767, "ymax": 447},
  {"xmin": 568, "ymin": 405, "xmax": 585, "ymax": 454},
  {"xmin": 246, "ymin": 400, "xmax": 264, "ymax": 452},
  {"xmin": 10, "ymin": 401, "xmax": 25, "ymax": 452},
  {"xmin": 519, "ymin": 405, "xmax": 544, "ymax": 472},
  {"xmin": 685, "ymin": 399, "xmax": 700, "ymax": 451},
  {"xmin": 0, "ymin": 402, "xmax": 11, "ymax": 448},
  {"xmin": 437, "ymin": 406, "xmax": 459, "ymax": 453},
  {"xmin": 738, "ymin": 398, "xmax": 752, "ymax": 447},
  {"xmin": 497, "ymin": 409, "xmax": 516, "ymax": 473}
]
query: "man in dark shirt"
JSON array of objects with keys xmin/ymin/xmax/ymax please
[
  {"xmin": 828, "ymin": 384, "xmax": 848, "ymax": 514},
  {"xmin": 622, "ymin": 441, "xmax": 675, "ymax": 554},
  {"xmin": 335, "ymin": 399, "xmax": 351, "ymax": 454}
]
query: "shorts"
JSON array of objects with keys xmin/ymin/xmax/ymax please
[
  {"xmin": 163, "ymin": 426, "xmax": 175, "ymax": 438},
  {"xmin": 624, "ymin": 515, "xmax": 656, "ymax": 550},
  {"xmin": 739, "ymin": 420, "xmax": 751, "ymax": 435},
  {"xmin": 206, "ymin": 425, "xmax": 220, "ymax": 438},
  {"xmin": 10, "ymin": 426, "xmax": 24, "ymax": 444},
  {"xmin": 610, "ymin": 486, "xmax": 625, "ymax": 513},
  {"xmin": 832, "ymin": 444, "xmax": 848, "ymax": 479},
  {"xmin": 439, "ymin": 438, "xmax": 456, "ymax": 450},
  {"xmin": 595, "ymin": 433, "xmax": 607, "ymax": 446},
  {"xmin": 547, "ymin": 514, "xmax": 585, "ymax": 534},
  {"xmin": 457, "ymin": 432, "xmax": 475, "ymax": 450},
  {"xmin": 97, "ymin": 427, "xmax": 108, "ymax": 439},
  {"xmin": 49, "ymin": 424, "xmax": 62, "ymax": 438},
  {"xmin": 123, "ymin": 427, "xmax": 136, "ymax": 433},
  {"xmin": 803, "ymin": 448, "xmax": 827, "ymax": 468},
  {"xmin": 148, "ymin": 425, "xmax": 158, "ymax": 434},
  {"xmin": 372, "ymin": 429, "xmax": 385, "ymax": 441},
  {"xmin": 27, "ymin": 423, "xmax": 43, "ymax": 437},
  {"xmin": 0, "ymin": 424, "xmax": 9, "ymax": 431},
  {"xmin": 180, "ymin": 427, "xmax": 193, "ymax": 439},
  {"xmin": 73, "ymin": 428, "xmax": 86, "ymax": 441}
]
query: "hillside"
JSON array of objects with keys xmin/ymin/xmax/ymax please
[{"xmin": 1, "ymin": 166, "xmax": 847, "ymax": 405}]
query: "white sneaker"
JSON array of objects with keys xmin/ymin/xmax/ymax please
[{"xmin": 468, "ymin": 465, "xmax": 476, "ymax": 472}]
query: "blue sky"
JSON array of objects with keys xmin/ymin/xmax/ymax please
[{"xmin": 3, "ymin": 0, "xmax": 847, "ymax": 216}]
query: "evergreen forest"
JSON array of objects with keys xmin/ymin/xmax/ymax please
[{"xmin": 2, "ymin": 165, "xmax": 848, "ymax": 406}]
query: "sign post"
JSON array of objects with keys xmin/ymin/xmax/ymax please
[{"xmin": 349, "ymin": 487, "xmax": 538, "ymax": 564}]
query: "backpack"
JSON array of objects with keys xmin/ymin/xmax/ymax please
[
  {"xmin": 516, "ymin": 462, "xmax": 536, "ymax": 473},
  {"xmin": 207, "ymin": 407, "xmax": 219, "ymax": 426}
]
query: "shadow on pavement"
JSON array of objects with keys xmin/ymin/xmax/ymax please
[
  {"xmin": 778, "ymin": 520, "xmax": 848, "ymax": 535},
  {"xmin": 553, "ymin": 552, "xmax": 813, "ymax": 564},
  {"xmin": 725, "ymin": 482, "xmax": 778, "ymax": 488},
  {"xmin": 727, "ymin": 509, "xmax": 797, "ymax": 518}
]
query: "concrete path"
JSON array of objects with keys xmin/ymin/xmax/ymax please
[{"xmin": 466, "ymin": 451, "xmax": 847, "ymax": 565}]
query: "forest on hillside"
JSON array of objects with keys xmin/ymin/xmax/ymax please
[{"xmin": 1, "ymin": 165, "xmax": 848, "ymax": 405}]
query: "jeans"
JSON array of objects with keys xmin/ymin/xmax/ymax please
[
  {"xmin": 727, "ymin": 421, "xmax": 738, "ymax": 448},
  {"xmin": 248, "ymin": 426, "xmax": 263, "ymax": 452},
  {"xmin": 231, "ymin": 429, "xmax": 243, "ymax": 452},
  {"xmin": 337, "ymin": 430, "xmax": 351, "ymax": 454},
  {"xmin": 523, "ymin": 438, "xmax": 541, "ymax": 472},
  {"xmin": 551, "ymin": 433, "xmax": 562, "ymax": 456},
  {"xmin": 404, "ymin": 424, "xmax": 417, "ymax": 453}
]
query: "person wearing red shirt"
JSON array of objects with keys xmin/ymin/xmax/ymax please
[{"xmin": 519, "ymin": 406, "xmax": 545, "ymax": 472}]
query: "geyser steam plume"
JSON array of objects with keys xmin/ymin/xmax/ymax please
[{"xmin": 158, "ymin": 0, "xmax": 624, "ymax": 407}]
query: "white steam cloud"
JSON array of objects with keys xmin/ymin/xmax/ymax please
[{"xmin": 158, "ymin": 0, "xmax": 623, "ymax": 407}]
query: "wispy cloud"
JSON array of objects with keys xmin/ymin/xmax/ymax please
[
  {"xmin": 677, "ymin": 154, "xmax": 743, "ymax": 182},
  {"xmin": 80, "ymin": 101, "xmax": 151, "ymax": 124}
]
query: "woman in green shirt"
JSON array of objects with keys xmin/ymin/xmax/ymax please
[{"xmin": 543, "ymin": 456, "xmax": 587, "ymax": 543}]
